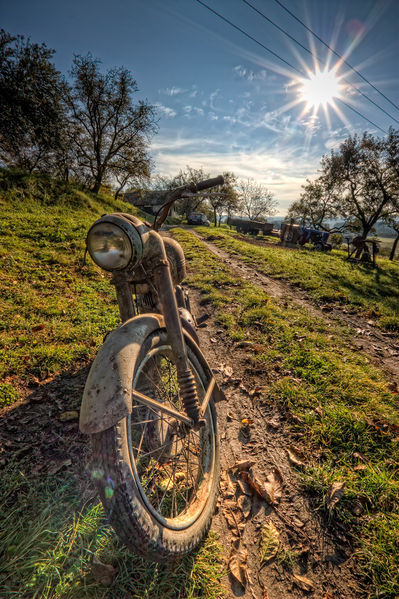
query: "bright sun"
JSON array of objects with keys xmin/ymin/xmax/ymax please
[{"xmin": 300, "ymin": 69, "xmax": 340, "ymax": 109}]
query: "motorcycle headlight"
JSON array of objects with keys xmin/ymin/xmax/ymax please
[{"xmin": 86, "ymin": 216, "xmax": 143, "ymax": 271}]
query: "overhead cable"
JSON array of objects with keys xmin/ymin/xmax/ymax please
[
  {"xmin": 194, "ymin": 0, "xmax": 387, "ymax": 133},
  {"xmin": 242, "ymin": 0, "xmax": 399, "ymax": 125},
  {"xmin": 272, "ymin": 0, "xmax": 399, "ymax": 112}
]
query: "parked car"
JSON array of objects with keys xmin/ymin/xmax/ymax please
[{"xmin": 187, "ymin": 212, "xmax": 210, "ymax": 226}]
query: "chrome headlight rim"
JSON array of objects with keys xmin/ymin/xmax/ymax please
[{"xmin": 86, "ymin": 214, "xmax": 143, "ymax": 272}]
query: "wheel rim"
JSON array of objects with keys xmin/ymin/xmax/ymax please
[{"xmin": 127, "ymin": 344, "xmax": 216, "ymax": 531}]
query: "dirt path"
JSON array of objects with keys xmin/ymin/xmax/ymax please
[
  {"xmin": 191, "ymin": 288, "xmax": 360, "ymax": 599},
  {"xmin": 192, "ymin": 231, "xmax": 399, "ymax": 383}
]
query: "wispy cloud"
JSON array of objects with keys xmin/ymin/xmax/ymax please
[
  {"xmin": 233, "ymin": 65, "xmax": 268, "ymax": 81},
  {"xmin": 159, "ymin": 86, "xmax": 189, "ymax": 96},
  {"xmin": 151, "ymin": 133, "xmax": 319, "ymax": 213},
  {"xmin": 154, "ymin": 104, "xmax": 177, "ymax": 118}
]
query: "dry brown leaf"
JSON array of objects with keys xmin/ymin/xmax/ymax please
[
  {"xmin": 240, "ymin": 418, "xmax": 254, "ymax": 427},
  {"xmin": 264, "ymin": 468, "xmax": 283, "ymax": 505},
  {"xmin": 327, "ymin": 482, "xmax": 345, "ymax": 510},
  {"xmin": 287, "ymin": 448, "xmax": 306, "ymax": 468},
  {"xmin": 229, "ymin": 545, "xmax": 247, "ymax": 587},
  {"xmin": 219, "ymin": 363, "xmax": 233, "ymax": 378},
  {"xmin": 292, "ymin": 516, "xmax": 305, "ymax": 528},
  {"xmin": 293, "ymin": 573, "xmax": 314, "ymax": 591},
  {"xmin": 237, "ymin": 477, "xmax": 251, "ymax": 496},
  {"xmin": 91, "ymin": 555, "xmax": 116, "ymax": 586},
  {"xmin": 32, "ymin": 324, "xmax": 45, "ymax": 332},
  {"xmin": 353, "ymin": 451, "xmax": 368, "ymax": 462},
  {"xmin": 323, "ymin": 592, "xmax": 335, "ymax": 599},
  {"xmin": 237, "ymin": 494, "xmax": 252, "ymax": 519},
  {"xmin": 240, "ymin": 471, "xmax": 266, "ymax": 500},
  {"xmin": 354, "ymin": 464, "xmax": 367, "ymax": 472},
  {"xmin": 259, "ymin": 521, "xmax": 279, "ymax": 563},
  {"xmin": 266, "ymin": 416, "xmax": 280, "ymax": 429},
  {"xmin": 230, "ymin": 459, "xmax": 256, "ymax": 471},
  {"xmin": 224, "ymin": 509, "xmax": 239, "ymax": 531},
  {"xmin": 59, "ymin": 410, "xmax": 79, "ymax": 422}
]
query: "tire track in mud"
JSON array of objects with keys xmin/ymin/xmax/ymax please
[{"xmin": 192, "ymin": 230, "xmax": 399, "ymax": 383}]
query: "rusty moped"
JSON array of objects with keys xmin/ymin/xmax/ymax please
[{"xmin": 80, "ymin": 176, "xmax": 224, "ymax": 561}]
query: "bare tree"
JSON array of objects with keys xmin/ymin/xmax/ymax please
[
  {"xmin": 288, "ymin": 177, "xmax": 338, "ymax": 230},
  {"xmin": 207, "ymin": 172, "xmax": 239, "ymax": 226},
  {"xmin": 66, "ymin": 54, "xmax": 156, "ymax": 193},
  {"xmin": 237, "ymin": 178, "xmax": 277, "ymax": 221}
]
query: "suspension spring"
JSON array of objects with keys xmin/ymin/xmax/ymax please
[{"xmin": 178, "ymin": 368, "xmax": 201, "ymax": 423}]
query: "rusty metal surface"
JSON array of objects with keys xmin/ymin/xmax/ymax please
[{"xmin": 79, "ymin": 313, "xmax": 164, "ymax": 434}]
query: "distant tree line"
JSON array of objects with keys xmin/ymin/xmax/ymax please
[
  {"xmin": 0, "ymin": 29, "xmax": 156, "ymax": 195},
  {"xmin": 150, "ymin": 166, "xmax": 277, "ymax": 226},
  {"xmin": 288, "ymin": 130, "xmax": 399, "ymax": 260}
]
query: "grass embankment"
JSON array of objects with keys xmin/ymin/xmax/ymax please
[
  {"xmin": 196, "ymin": 227, "xmax": 399, "ymax": 332},
  {"xmin": 172, "ymin": 228, "xmax": 399, "ymax": 598},
  {"xmin": 0, "ymin": 170, "xmax": 225, "ymax": 598}
]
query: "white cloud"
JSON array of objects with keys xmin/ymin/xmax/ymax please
[
  {"xmin": 154, "ymin": 104, "xmax": 177, "ymax": 118},
  {"xmin": 160, "ymin": 86, "xmax": 189, "ymax": 96},
  {"xmin": 151, "ymin": 135, "xmax": 318, "ymax": 214},
  {"xmin": 233, "ymin": 64, "xmax": 268, "ymax": 81}
]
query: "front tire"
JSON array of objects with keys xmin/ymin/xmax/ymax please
[{"xmin": 91, "ymin": 329, "xmax": 220, "ymax": 562}]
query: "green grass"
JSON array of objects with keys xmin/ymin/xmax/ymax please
[
  {"xmin": 195, "ymin": 227, "xmax": 399, "ymax": 332},
  {"xmin": 0, "ymin": 169, "xmax": 133, "ymax": 401},
  {"xmin": 172, "ymin": 228, "xmax": 399, "ymax": 598},
  {"xmin": 0, "ymin": 464, "xmax": 225, "ymax": 598},
  {"xmin": 0, "ymin": 169, "xmax": 226, "ymax": 598}
]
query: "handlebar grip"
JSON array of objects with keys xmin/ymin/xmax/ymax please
[{"xmin": 194, "ymin": 175, "xmax": 224, "ymax": 191}]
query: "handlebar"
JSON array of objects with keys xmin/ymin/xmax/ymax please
[
  {"xmin": 153, "ymin": 175, "xmax": 225, "ymax": 231},
  {"xmin": 193, "ymin": 175, "xmax": 224, "ymax": 192}
]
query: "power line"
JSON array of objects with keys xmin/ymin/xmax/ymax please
[
  {"xmin": 242, "ymin": 0, "xmax": 399, "ymax": 125},
  {"xmin": 194, "ymin": 0, "xmax": 302, "ymax": 75},
  {"xmin": 272, "ymin": 0, "xmax": 399, "ymax": 113},
  {"xmin": 193, "ymin": 0, "xmax": 387, "ymax": 133}
]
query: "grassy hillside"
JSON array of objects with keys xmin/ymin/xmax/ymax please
[
  {"xmin": 0, "ymin": 170, "xmax": 225, "ymax": 598},
  {"xmin": 196, "ymin": 228, "xmax": 399, "ymax": 332}
]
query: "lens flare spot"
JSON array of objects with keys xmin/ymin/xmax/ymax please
[{"xmin": 300, "ymin": 69, "xmax": 340, "ymax": 110}]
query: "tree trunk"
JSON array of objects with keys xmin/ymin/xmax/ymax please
[
  {"xmin": 389, "ymin": 233, "xmax": 399, "ymax": 261},
  {"xmin": 213, "ymin": 208, "xmax": 217, "ymax": 227}
]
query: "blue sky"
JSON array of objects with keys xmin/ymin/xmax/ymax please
[{"xmin": 2, "ymin": 0, "xmax": 399, "ymax": 213}]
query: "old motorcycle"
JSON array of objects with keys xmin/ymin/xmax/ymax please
[{"xmin": 79, "ymin": 176, "xmax": 224, "ymax": 561}]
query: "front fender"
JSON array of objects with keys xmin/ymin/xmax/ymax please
[{"xmin": 80, "ymin": 314, "xmax": 164, "ymax": 434}]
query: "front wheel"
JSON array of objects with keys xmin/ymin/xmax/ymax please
[{"xmin": 91, "ymin": 329, "xmax": 220, "ymax": 562}]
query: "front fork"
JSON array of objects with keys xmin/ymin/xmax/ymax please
[{"xmin": 113, "ymin": 232, "xmax": 204, "ymax": 426}]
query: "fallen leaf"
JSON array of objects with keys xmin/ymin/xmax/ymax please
[
  {"xmin": 237, "ymin": 477, "xmax": 251, "ymax": 496},
  {"xmin": 210, "ymin": 337, "xmax": 217, "ymax": 343},
  {"xmin": 59, "ymin": 410, "xmax": 79, "ymax": 422},
  {"xmin": 218, "ymin": 363, "xmax": 233, "ymax": 378},
  {"xmin": 237, "ymin": 494, "xmax": 252, "ymax": 518},
  {"xmin": 323, "ymin": 593, "xmax": 335, "ymax": 599},
  {"xmin": 293, "ymin": 573, "xmax": 314, "ymax": 591},
  {"xmin": 353, "ymin": 451, "xmax": 368, "ymax": 462},
  {"xmin": 240, "ymin": 471, "xmax": 267, "ymax": 500},
  {"xmin": 287, "ymin": 448, "xmax": 306, "ymax": 468},
  {"xmin": 230, "ymin": 459, "xmax": 256, "ymax": 471},
  {"xmin": 229, "ymin": 545, "xmax": 247, "ymax": 587},
  {"xmin": 91, "ymin": 555, "xmax": 116, "ymax": 586},
  {"xmin": 353, "ymin": 464, "xmax": 367, "ymax": 472},
  {"xmin": 266, "ymin": 416, "xmax": 280, "ymax": 429},
  {"xmin": 327, "ymin": 482, "xmax": 345, "ymax": 510},
  {"xmin": 259, "ymin": 521, "xmax": 279, "ymax": 562},
  {"xmin": 292, "ymin": 516, "xmax": 305, "ymax": 528},
  {"xmin": 240, "ymin": 418, "xmax": 253, "ymax": 427},
  {"xmin": 32, "ymin": 324, "xmax": 45, "ymax": 332},
  {"xmin": 264, "ymin": 468, "xmax": 283, "ymax": 505},
  {"xmin": 47, "ymin": 458, "xmax": 72, "ymax": 475}
]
